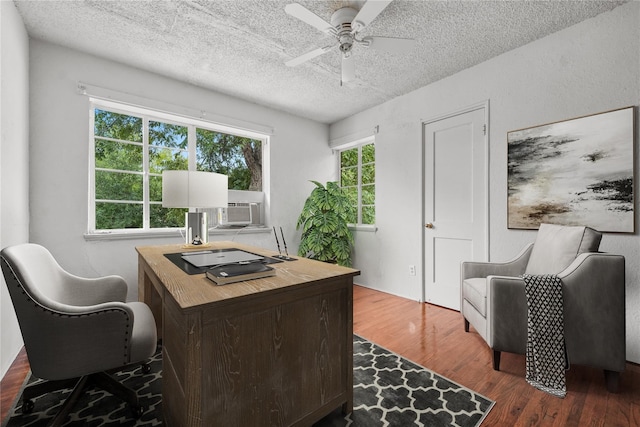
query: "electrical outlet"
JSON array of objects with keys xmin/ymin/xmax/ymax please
[{"xmin": 409, "ymin": 265, "xmax": 416, "ymax": 276}]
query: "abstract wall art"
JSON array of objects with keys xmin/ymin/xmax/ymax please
[{"xmin": 507, "ymin": 107, "xmax": 634, "ymax": 232}]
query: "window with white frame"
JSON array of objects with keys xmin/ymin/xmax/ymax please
[
  {"xmin": 339, "ymin": 140, "xmax": 375, "ymax": 225},
  {"xmin": 90, "ymin": 100, "xmax": 267, "ymax": 232}
]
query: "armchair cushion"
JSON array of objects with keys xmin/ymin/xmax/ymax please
[{"xmin": 525, "ymin": 223, "xmax": 602, "ymax": 275}]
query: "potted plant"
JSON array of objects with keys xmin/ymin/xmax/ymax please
[{"xmin": 296, "ymin": 181, "xmax": 355, "ymax": 267}]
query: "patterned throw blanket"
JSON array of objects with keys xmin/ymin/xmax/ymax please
[{"xmin": 522, "ymin": 274, "xmax": 568, "ymax": 398}]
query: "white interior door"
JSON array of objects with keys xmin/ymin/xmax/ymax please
[{"xmin": 423, "ymin": 107, "xmax": 487, "ymax": 310}]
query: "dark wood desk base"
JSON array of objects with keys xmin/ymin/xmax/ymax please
[{"xmin": 137, "ymin": 243, "xmax": 356, "ymax": 426}]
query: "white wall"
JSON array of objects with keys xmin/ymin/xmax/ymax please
[
  {"xmin": 27, "ymin": 40, "xmax": 333, "ymax": 303},
  {"xmin": 330, "ymin": 3, "xmax": 640, "ymax": 362},
  {"xmin": 0, "ymin": 1, "xmax": 30, "ymax": 378}
]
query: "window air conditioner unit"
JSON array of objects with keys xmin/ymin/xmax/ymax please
[{"xmin": 217, "ymin": 202, "xmax": 261, "ymax": 226}]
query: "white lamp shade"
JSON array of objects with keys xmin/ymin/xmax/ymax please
[{"xmin": 162, "ymin": 170, "xmax": 228, "ymax": 208}]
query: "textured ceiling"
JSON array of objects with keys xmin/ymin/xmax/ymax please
[{"xmin": 14, "ymin": 0, "xmax": 626, "ymax": 124}]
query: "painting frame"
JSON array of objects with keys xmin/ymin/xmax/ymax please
[{"xmin": 507, "ymin": 106, "xmax": 635, "ymax": 233}]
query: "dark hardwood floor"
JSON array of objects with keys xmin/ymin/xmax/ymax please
[
  {"xmin": 352, "ymin": 285, "xmax": 640, "ymax": 426},
  {"xmin": 2, "ymin": 284, "xmax": 639, "ymax": 425},
  {"xmin": 1, "ymin": 346, "xmax": 29, "ymax": 422}
]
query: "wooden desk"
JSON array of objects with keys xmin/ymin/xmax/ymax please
[{"xmin": 136, "ymin": 242, "xmax": 359, "ymax": 426}]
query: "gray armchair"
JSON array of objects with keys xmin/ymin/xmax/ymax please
[
  {"xmin": 460, "ymin": 224, "xmax": 625, "ymax": 392},
  {"xmin": 1, "ymin": 243, "xmax": 157, "ymax": 425}
]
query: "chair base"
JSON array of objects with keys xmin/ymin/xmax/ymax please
[
  {"xmin": 604, "ymin": 370, "xmax": 620, "ymax": 393},
  {"xmin": 493, "ymin": 350, "xmax": 501, "ymax": 371},
  {"xmin": 22, "ymin": 369, "xmax": 145, "ymax": 426}
]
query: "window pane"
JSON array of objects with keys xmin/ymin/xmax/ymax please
[
  {"xmin": 341, "ymin": 148, "xmax": 358, "ymax": 168},
  {"xmin": 346, "ymin": 208, "xmax": 357, "ymax": 224},
  {"xmin": 362, "ymin": 205, "xmax": 375, "ymax": 225},
  {"xmin": 95, "ymin": 139, "xmax": 143, "ymax": 172},
  {"xmin": 343, "ymin": 186, "xmax": 358, "ymax": 206},
  {"xmin": 362, "ymin": 184, "xmax": 375, "ymax": 204},
  {"xmin": 339, "ymin": 141, "xmax": 376, "ymax": 226},
  {"xmin": 362, "ymin": 143, "xmax": 375, "ymax": 164},
  {"xmin": 149, "ymin": 121, "xmax": 188, "ymax": 149},
  {"xmin": 150, "ymin": 204, "xmax": 187, "ymax": 228},
  {"xmin": 362, "ymin": 163, "xmax": 375, "ymax": 185},
  {"xmin": 149, "ymin": 146, "xmax": 188, "ymax": 174},
  {"xmin": 95, "ymin": 110, "xmax": 142, "ymax": 142},
  {"xmin": 341, "ymin": 166, "xmax": 358, "ymax": 187},
  {"xmin": 95, "ymin": 170, "xmax": 143, "ymax": 201},
  {"xmin": 149, "ymin": 175, "xmax": 163, "ymax": 202},
  {"xmin": 95, "ymin": 202, "xmax": 143, "ymax": 229},
  {"xmin": 196, "ymin": 129, "xmax": 262, "ymax": 191}
]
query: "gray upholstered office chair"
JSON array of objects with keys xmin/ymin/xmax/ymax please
[
  {"xmin": 1, "ymin": 243, "xmax": 157, "ymax": 426},
  {"xmin": 460, "ymin": 224, "xmax": 625, "ymax": 392}
]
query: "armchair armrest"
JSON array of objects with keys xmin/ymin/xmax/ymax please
[
  {"xmin": 461, "ymin": 243, "xmax": 533, "ymax": 280},
  {"xmin": 487, "ymin": 275, "xmax": 527, "ymax": 353},
  {"xmin": 559, "ymin": 252, "xmax": 625, "ymax": 371},
  {"xmin": 59, "ymin": 270, "xmax": 128, "ymax": 306}
]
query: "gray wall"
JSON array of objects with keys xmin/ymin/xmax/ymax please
[
  {"xmin": 0, "ymin": 1, "xmax": 30, "ymax": 378},
  {"xmin": 330, "ymin": 3, "xmax": 640, "ymax": 362}
]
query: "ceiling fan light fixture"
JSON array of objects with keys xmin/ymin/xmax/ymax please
[
  {"xmin": 332, "ymin": 7, "xmax": 357, "ymax": 53},
  {"xmin": 339, "ymin": 34, "xmax": 354, "ymax": 53},
  {"xmin": 284, "ymin": 1, "xmax": 412, "ymax": 84}
]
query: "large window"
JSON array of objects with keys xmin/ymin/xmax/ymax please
[
  {"xmin": 339, "ymin": 141, "xmax": 375, "ymax": 225},
  {"xmin": 90, "ymin": 101, "xmax": 265, "ymax": 232}
]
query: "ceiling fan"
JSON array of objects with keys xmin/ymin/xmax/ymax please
[{"xmin": 284, "ymin": 1, "xmax": 415, "ymax": 84}]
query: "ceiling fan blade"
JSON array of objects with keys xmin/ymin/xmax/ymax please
[
  {"xmin": 341, "ymin": 53, "xmax": 355, "ymax": 83},
  {"xmin": 351, "ymin": 0, "xmax": 393, "ymax": 33},
  {"xmin": 363, "ymin": 36, "xmax": 415, "ymax": 54},
  {"xmin": 285, "ymin": 45, "xmax": 335, "ymax": 67},
  {"xmin": 285, "ymin": 3, "xmax": 335, "ymax": 35}
]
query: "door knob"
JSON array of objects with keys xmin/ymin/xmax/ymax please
[{"xmin": 425, "ymin": 223, "xmax": 434, "ymax": 229}]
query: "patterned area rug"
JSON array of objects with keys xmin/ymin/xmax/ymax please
[
  {"xmin": 316, "ymin": 336, "xmax": 494, "ymax": 427},
  {"xmin": 4, "ymin": 337, "xmax": 494, "ymax": 427},
  {"xmin": 3, "ymin": 348, "xmax": 163, "ymax": 427}
]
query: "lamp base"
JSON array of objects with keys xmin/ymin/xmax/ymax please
[{"xmin": 185, "ymin": 212, "xmax": 209, "ymax": 246}]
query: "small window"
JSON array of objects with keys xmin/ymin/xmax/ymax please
[
  {"xmin": 90, "ymin": 102, "xmax": 266, "ymax": 232},
  {"xmin": 339, "ymin": 141, "xmax": 375, "ymax": 225}
]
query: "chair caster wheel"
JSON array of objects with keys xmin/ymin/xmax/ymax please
[
  {"xmin": 141, "ymin": 363, "xmax": 151, "ymax": 374},
  {"xmin": 22, "ymin": 399, "xmax": 34, "ymax": 414}
]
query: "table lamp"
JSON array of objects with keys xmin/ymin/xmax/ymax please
[{"xmin": 162, "ymin": 170, "xmax": 228, "ymax": 246}]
